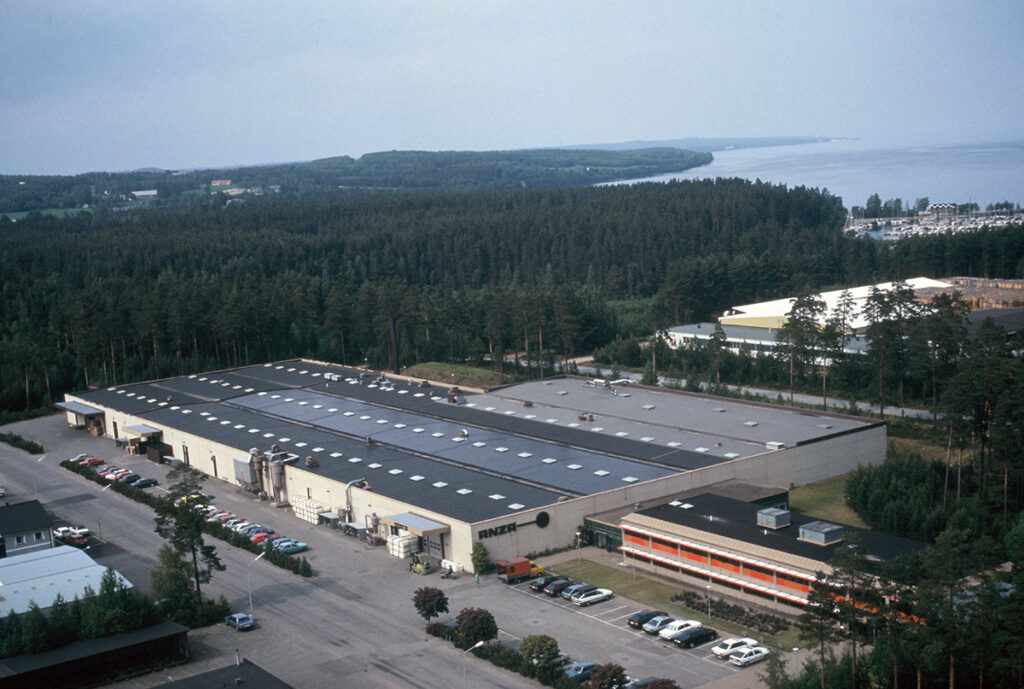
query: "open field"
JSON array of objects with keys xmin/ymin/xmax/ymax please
[
  {"xmin": 789, "ymin": 474, "xmax": 868, "ymax": 529},
  {"xmin": 403, "ymin": 361, "xmax": 517, "ymax": 390}
]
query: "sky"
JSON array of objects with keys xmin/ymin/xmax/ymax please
[{"xmin": 2, "ymin": 1, "xmax": 1023, "ymax": 175}]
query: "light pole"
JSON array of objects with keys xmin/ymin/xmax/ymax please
[
  {"xmin": 463, "ymin": 639, "xmax": 485, "ymax": 689},
  {"xmin": 247, "ymin": 551, "xmax": 266, "ymax": 616},
  {"xmin": 33, "ymin": 455, "xmax": 46, "ymax": 495},
  {"xmin": 706, "ymin": 585, "xmax": 712, "ymax": 621},
  {"xmin": 575, "ymin": 531, "xmax": 581, "ymax": 561}
]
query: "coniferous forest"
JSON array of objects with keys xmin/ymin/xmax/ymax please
[{"xmin": 3, "ymin": 178, "xmax": 1024, "ymax": 420}]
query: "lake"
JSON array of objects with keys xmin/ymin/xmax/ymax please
[{"xmin": 603, "ymin": 139, "xmax": 1024, "ymax": 210}]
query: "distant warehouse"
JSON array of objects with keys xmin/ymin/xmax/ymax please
[{"xmin": 59, "ymin": 361, "xmax": 884, "ymax": 573}]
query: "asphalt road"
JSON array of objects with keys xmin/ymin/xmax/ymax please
[{"xmin": 0, "ymin": 415, "xmax": 744, "ymax": 688}]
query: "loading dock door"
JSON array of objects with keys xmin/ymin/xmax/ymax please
[{"xmin": 380, "ymin": 513, "xmax": 450, "ymax": 559}]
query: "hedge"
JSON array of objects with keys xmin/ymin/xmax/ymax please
[{"xmin": 59, "ymin": 460, "xmax": 313, "ymax": 577}]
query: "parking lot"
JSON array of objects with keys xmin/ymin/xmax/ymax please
[{"xmin": 1, "ymin": 414, "xmax": 778, "ymax": 688}]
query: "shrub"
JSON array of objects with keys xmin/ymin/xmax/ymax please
[
  {"xmin": 455, "ymin": 607, "xmax": 497, "ymax": 647},
  {"xmin": 471, "ymin": 541, "xmax": 493, "ymax": 573},
  {"xmin": 0, "ymin": 432, "xmax": 44, "ymax": 454},
  {"xmin": 413, "ymin": 587, "xmax": 449, "ymax": 622}
]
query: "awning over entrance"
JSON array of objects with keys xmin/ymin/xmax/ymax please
[
  {"xmin": 125, "ymin": 424, "xmax": 162, "ymax": 437},
  {"xmin": 380, "ymin": 512, "xmax": 450, "ymax": 537},
  {"xmin": 55, "ymin": 401, "xmax": 104, "ymax": 417}
]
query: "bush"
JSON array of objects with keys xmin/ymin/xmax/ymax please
[
  {"xmin": 0, "ymin": 432, "xmax": 44, "ymax": 454},
  {"xmin": 670, "ymin": 590, "xmax": 788, "ymax": 634},
  {"xmin": 455, "ymin": 607, "xmax": 497, "ymax": 647},
  {"xmin": 470, "ymin": 541, "xmax": 493, "ymax": 573}
]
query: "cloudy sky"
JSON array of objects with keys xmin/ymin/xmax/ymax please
[{"xmin": 2, "ymin": 1, "xmax": 1022, "ymax": 174}]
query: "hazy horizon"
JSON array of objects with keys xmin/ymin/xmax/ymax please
[{"xmin": 3, "ymin": 2, "xmax": 1022, "ymax": 176}]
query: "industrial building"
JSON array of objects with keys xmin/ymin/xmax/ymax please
[{"xmin": 59, "ymin": 360, "xmax": 884, "ymax": 572}]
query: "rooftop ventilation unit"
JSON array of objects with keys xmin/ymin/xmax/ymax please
[
  {"xmin": 766, "ymin": 441, "xmax": 786, "ymax": 451},
  {"xmin": 799, "ymin": 520, "xmax": 844, "ymax": 546},
  {"xmin": 757, "ymin": 507, "xmax": 791, "ymax": 530}
]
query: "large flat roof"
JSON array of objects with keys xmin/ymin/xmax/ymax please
[{"xmin": 0, "ymin": 547, "xmax": 132, "ymax": 615}]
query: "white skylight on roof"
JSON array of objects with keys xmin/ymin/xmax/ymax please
[
  {"xmin": 495, "ymin": 447, "xmax": 509, "ymax": 453},
  {"xmin": 263, "ymin": 433, "xmax": 274, "ymax": 438},
  {"xmin": 278, "ymin": 437, "xmax": 291, "ymax": 442},
  {"xmin": 489, "ymin": 494, "xmax": 506, "ymax": 500},
  {"xmin": 263, "ymin": 363, "xmax": 271, "ymax": 367},
  {"xmin": 117, "ymin": 390, "xmax": 126, "ymax": 394},
  {"xmin": 641, "ymin": 436, "xmax": 654, "ymax": 442},
  {"xmin": 557, "ymin": 390, "xmax": 568, "ymax": 396},
  {"xmin": 199, "ymin": 411, "xmax": 209, "ymax": 416},
  {"xmin": 367, "ymin": 462, "xmax": 382, "ymax": 469},
  {"xmin": 615, "ymin": 431, "xmax": 628, "ymax": 437},
  {"xmin": 546, "ymin": 418, "xmax": 558, "ymax": 423},
  {"xmin": 248, "ymin": 428, "xmax": 259, "ymax": 433},
  {"xmin": 568, "ymin": 422, "xmax": 580, "ymax": 428},
  {"xmin": 484, "ymin": 406, "xmax": 495, "ymax": 411},
  {"xmin": 367, "ymin": 384, "xmax": 378, "ymax": 389},
  {"xmin": 566, "ymin": 464, "xmax": 582, "ymax": 470},
  {"xmin": 343, "ymin": 411, "xmax": 354, "ymax": 416},
  {"xmin": 667, "ymin": 441, "xmax": 681, "ymax": 447},
  {"xmin": 394, "ymin": 423, "xmax": 406, "ymax": 429},
  {"xmin": 680, "ymin": 503, "xmax": 694, "ymax": 509},
  {"xmin": 594, "ymin": 470, "xmax": 610, "ymax": 477},
  {"xmin": 330, "ymin": 452, "xmax": 343, "ymax": 458},
  {"xmin": 504, "ymin": 410, "xmax": 516, "ymax": 415},
  {"xmin": 472, "ymin": 441, "xmax": 486, "ymax": 448},
  {"xmin": 295, "ymin": 442, "xmax": 307, "ymax": 448},
  {"xmin": 298, "ymin": 370, "xmax": 307, "ymax": 374},
  {"xmin": 359, "ymin": 415, "xmax": 371, "ymax": 420},
  {"xmin": 431, "ymin": 396, "xmax": 442, "ymax": 401},
  {"xmin": 452, "ymin": 437, "xmax": 465, "ymax": 442},
  {"xmin": 244, "ymin": 388, "xmax": 254, "ymax": 392},
  {"xmin": 274, "ymin": 365, "xmax": 283, "ymax": 369},
  {"xmin": 508, "ymin": 503, "xmax": 525, "ymax": 510},
  {"xmin": 517, "ymin": 452, "xmax": 532, "ymax": 458},
  {"xmin": 312, "ymin": 447, "xmax": 324, "ymax": 452},
  {"xmin": 464, "ymin": 402, "xmax": 476, "ymax": 407},
  {"xmin": 412, "ymin": 428, "xmax": 424, "ymax": 433},
  {"xmin": 642, "ymin": 404, "xmax": 655, "ymax": 410},
  {"xmin": 147, "ymin": 398, "xmax": 157, "ymax": 403},
  {"xmin": 817, "ymin": 423, "xmax": 833, "ymax": 429},
  {"xmin": 286, "ymin": 367, "xmax": 295, "ymax": 372},
  {"xmin": 312, "ymin": 404, "xmax": 322, "ymax": 409},
  {"xmin": 328, "ymin": 408, "xmax": 338, "ymax": 413},
  {"xmin": 158, "ymin": 402, "xmax": 168, "ymax": 407},
  {"xmin": 433, "ymin": 481, "xmax": 448, "ymax": 488},
  {"xmin": 669, "ymin": 500, "xmax": 682, "ymax": 506},
  {"xmin": 348, "ymin": 457, "xmax": 362, "ymax": 463},
  {"xmin": 199, "ymin": 377, "xmax": 207, "ymax": 381},
  {"xmin": 413, "ymin": 392, "xmax": 424, "ymax": 397},
  {"xmin": 170, "ymin": 405, "xmax": 180, "ymax": 410},
  {"xmin": 388, "ymin": 469, "xmax": 403, "ymax": 475},
  {"xmin": 206, "ymin": 416, "xmax": 218, "ymax": 422},
  {"xmin": 271, "ymin": 394, "xmax": 280, "ymax": 399},
  {"xmin": 524, "ymin": 414, "xmax": 536, "ymax": 419},
  {"xmin": 220, "ymin": 420, "xmax": 230, "ymax": 425},
  {"xmin": 695, "ymin": 447, "xmax": 709, "ymax": 453},
  {"xmin": 234, "ymin": 424, "xmax": 245, "ymax": 429},
  {"xmin": 410, "ymin": 475, "xmax": 424, "ymax": 481},
  {"xmin": 376, "ymin": 419, "xmax": 388, "ymax": 424},
  {"xmin": 297, "ymin": 401, "xmax": 308, "ymax": 406},
  {"xmin": 724, "ymin": 452, "xmax": 740, "ymax": 458},
  {"xmin": 622, "ymin": 476, "xmax": 638, "ymax": 483},
  {"xmin": 744, "ymin": 420, "xmax": 759, "ymax": 426},
  {"xmin": 284, "ymin": 397, "xmax": 294, "ymax": 402},
  {"xmin": 542, "ymin": 458, "xmax": 557, "ymax": 464},
  {"xmin": 432, "ymin": 432, "xmax": 444, "ymax": 438},
  {"xmin": 397, "ymin": 389, "xmax": 408, "ymax": 395},
  {"xmin": 591, "ymin": 427, "xmax": 604, "ymax": 432},
  {"xmin": 456, "ymin": 488, "xmax": 472, "ymax": 495},
  {"xmin": 232, "ymin": 385, "xmax": 241, "ymax": 390},
  {"xmin": 181, "ymin": 409, "xmax": 192, "ymax": 414},
  {"xmin": 258, "ymin": 391, "xmax": 267, "ymax": 396}
]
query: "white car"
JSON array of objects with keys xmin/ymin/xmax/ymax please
[
  {"xmin": 52, "ymin": 525, "xmax": 91, "ymax": 539},
  {"xmin": 729, "ymin": 646, "xmax": 770, "ymax": 667},
  {"xmin": 658, "ymin": 618, "xmax": 701, "ymax": 640},
  {"xmin": 573, "ymin": 588, "xmax": 613, "ymax": 606},
  {"xmin": 712, "ymin": 637, "xmax": 758, "ymax": 659}
]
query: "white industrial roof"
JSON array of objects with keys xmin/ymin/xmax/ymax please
[
  {"xmin": 0, "ymin": 547, "xmax": 132, "ymax": 614},
  {"xmin": 720, "ymin": 277, "xmax": 952, "ymax": 331}
]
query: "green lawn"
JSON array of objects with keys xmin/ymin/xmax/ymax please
[
  {"xmin": 544, "ymin": 560, "xmax": 801, "ymax": 649},
  {"xmin": 789, "ymin": 475, "xmax": 868, "ymax": 528}
]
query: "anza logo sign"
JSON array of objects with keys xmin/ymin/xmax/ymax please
[{"xmin": 477, "ymin": 523, "xmax": 517, "ymax": 539}]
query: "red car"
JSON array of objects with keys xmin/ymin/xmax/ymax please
[
  {"xmin": 58, "ymin": 533, "xmax": 88, "ymax": 548},
  {"xmin": 79, "ymin": 457, "xmax": 104, "ymax": 467},
  {"xmin": 250, "ymin": 532, "xmax": 280, "ymax": 544}
]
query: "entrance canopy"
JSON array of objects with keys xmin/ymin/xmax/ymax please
[
  {"xmin": 55, "ymin": 401, "xmax": 104, "ymax": 417},
  {"xmin": 125, "ymin": 424, "xmax": 162, "ymax": 437},
  {"xmin": 380, "ymin": 512, "xmax": 450, "ymax": 537}
]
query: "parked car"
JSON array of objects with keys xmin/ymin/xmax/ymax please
[
  {"xmin": 57, "ymin": 533, "xmax": 89, "ymax": 548},
  {"xmin": 117, "ymin": 473, "xmax": 141, "ymax": 483},
  {"xmin": 79, "ymin": 457, "xmax": 104, "ymax": 467},
  {"xmin": 561, "ymin": 583, "xmax": 594, "ymax": 600},
  {"xmin": 624, "ymin": 677, "xmax": 660, "ymax": 689},
  {"xmin": 131, "ymin": 477, "xmax": 158, "ymax": 488},
  {"xmin": 529, "ymin": 575, "xmax": 558, "ymax": 592},
  {"xmin": 642, "ymin": 615, "xmax": 677, "ymax": 635},
  {"xmin": 729, "ymin": 646, "xmax": 770, "ymax": 667},
  {"xmin": 659, "ymin": 619, "xmax": 702, "ymax": 641},
  {"xmin": 106, "ymin": 469, "xmax": 131, "ymax": 480},
  {"xmin": 573, "ymin": 588, "xmax": 613, "ymax": 606},
  {"xmin": 542, "ymin": 579, "xmax": 573, "ymax": 597},
  {"xmin": 239, "ymin": 524, "xmax": 269, "ymax": 536},
  {"xmin": 565, "ymin": 662, "xmax": 598, "ymax": 681},
  {"xmin": 672, "ymin": 626, "xmax": 718, "ymax": 649},
  {"xmin": 712, "ymin": 637, "xmax": 759, "ymax": 659},
  {"xmin": 225, "ymin": 612, "xmax": 255, "ymax": 631},
  {"xmin": 96, "ymin": 466, "xmax": 118, "ymax": 476},
  {"xmin": 53, "ymin": 525, "xmax": 90, "ymax": 539},
  {"xmin": 223, "ymin": 518, "xmax": 245, "ymax": 529},
  {"xmin": 276, "ymin": 541, "xmax": 309, "ymax": 554},
  {"xmin": 251, "ymin": 532, "xmax": 280, "ymax": 544},
  {"xmin": 627, "ymin": 610, "xmax": 668, "ymax": 629}
]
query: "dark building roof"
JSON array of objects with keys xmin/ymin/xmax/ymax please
[
  {"xmin": 157, "ymin": 659, "xmax": 294, "ymax": 689},
  {"xmin": 633, "ymin": 493, "xmax": 924, "ymax": 568},
  {"xmin": 0, "ymin": 501, "xmax": 52, "ymax": 535},
  {"xmin": 965, "ymin": 308, "xmax": 1024, "ymax": 337}
]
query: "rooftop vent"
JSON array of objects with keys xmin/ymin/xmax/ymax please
[
  {"xmin": 765, "ymin": 441, "xmax": 786, "ymax": 451},
  {"xmin": 757, "ymin": 507, "xmax": 791, "ymax": 530},
  {"xmin": 799, "ymin": 521, "xmax": 845, "ymax": 546}
]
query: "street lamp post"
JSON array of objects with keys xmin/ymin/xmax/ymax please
[
  {"xmin": 463, "ymin": 640, "xmax": 485, "ymax": 689},
  {"xmin": 575, "ymin": 531, "xmax": 581, "ymax": 561},
  {"xmin": 247, "ymin": 551, "xmax": 266, "ymax": 616},
  {"xmin": 706, "ymin": 585, "xmax": 712, "ymax": 621}
]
